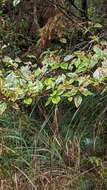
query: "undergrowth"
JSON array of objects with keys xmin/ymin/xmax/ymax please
[
  {"xmin": 1, "ymin": 1, "xmax": 107, "ymax": 189},
  {"xmin": 0, "ymin": 94, "xmax": 107, "ymax": 190}
]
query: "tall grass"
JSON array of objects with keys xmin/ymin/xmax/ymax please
[{"xmin": 0, "ymin": 94, "xmax": 107, "ymax": 189}]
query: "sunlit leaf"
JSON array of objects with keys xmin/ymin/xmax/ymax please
[
  {"xmin": 24, "ymin": 98, "xmax": 32, "ymax": 105},
  {"xmin": 93, "ymin": 46, "xmax": 103, "ymax": 57},
  {"xmin": 94, "ymin": 23, "xmax": 102, "ymax": 28},
  {"xmin": 60, "ymin": 38, "xmax": 67, "ymax": 44},
  {"xmin": 74, "ymin": 58, "xmax": 81, "ymax": 68},
  {"xmin": 56, "ymin": 74, "xmax": 66, "ymax": 84},
  {"xmin": 68, "ymin": 97, "xmax": 73, "ymax": 102},
  {"xmin": 34, "ymin": 68, "xmax": 42, "ymax": 77},
  {"xmin": 60, "ymin": 63, "xmax": 68, "ymax": 70},
  {"xmin": 74, "ymin": 95, "xmax": 82, "ymax": 108},
  {"xmin": 13, "ymin": 0, "xmax": 21, "ymax": 7},
  {"xmin": 64, "ymin": 55, "xmax": 74, "ymax": 62},
  {"xmin": 52, "ymin": 96, "xmax": 61, "ymax": 104},
  {"xmin": 93, "ymin": 68, "xmax": 100, "ymax": 80},
  {"xmin": 21, "ymin": 66, "xmax": 31, "ymax": 79},
  {"xmin": 14, "ymin": 57, "xmax": 22, "ymax": 63},
  {"xmin": 81, "ymin": 89, "xmax": 93, "ymax": 96}
]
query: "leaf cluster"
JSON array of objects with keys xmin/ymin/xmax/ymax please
[{"xmin": 1, "ymin": 41, "xmax": 107, "ymax": 114}]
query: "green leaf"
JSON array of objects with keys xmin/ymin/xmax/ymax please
[
  {"xmin": 35, "ymin": 80, "xmax": 44, "ymax": 91},
  {"xmin": 60, "ymin": 38, "xmax": 67, "ymax": 44},
  {"xmin": 93, "ymin": 46, "xmax": 103, "ymax": 57},
  {"xmin": 60, "ymin": 63, "xmax": 68, "ymax": 70},
  {"xmin": 34, "ymin": 68, "xmax": 41, "ymax": 77},
  {"xmin": 74, "ymin": 95, "xmax": 82, "ymax": 108},
  {"xmin": 51, "ymin": 90, "xmax": 58, "ymax": 97},
  {"xmin": 89, "ymin": 56, "xmax": 98, "ymax": 69},
  {"xmin": 51, "ymin": 63, "xmax": 60, "ymax": 70},
  {"xmin": 52, "ymin": 96, "xmax": 61, "ymax": 104},
  {"xmin": 45, "ymin": 78, "xmax": 55, "ymax": 89},
  {"xmin": 21, "ymin": 66, "xmax": 31, "ymax": 79},
  {"xmin": 45, "ymin": 97, "xmax": 52, "ymax": 106},
  {"xmin": 94, "ymin": 23, "xmax": 102, "ymax": 28},
  {"xmin": 66, "ymin": 72, "xmax": 77, "ymax": 78},
  {"xmin": 27, "ymin": 54, "xmax": 37, "ymax": 59},
  {"xmin": 24, "ymin": 98, "xmax": 32, "ymax": 105},
  {"xmin": 68, "ymin": 97, "xmax": 73, "ymax": 102},
  {"xmin": 81, "ymin": 89, "xmax": 93, "ymax": 96},
  {"xmin": 2, "ymin": 56, "xmax": 14, "ymax": 67},
  {"xmin": 74, "ymin": 58, "xmax": 81, "ymax": 68},
  {"xmin": 0, "ymin": 101, "xmax": 7, "ymax": 115},
  {"xmin": 14, "ymin": 57, "xmax": 22, "ymax": 63},
  {"xmin": 64, "ymin": 88, "xmax": 78, "ymax": 97}
]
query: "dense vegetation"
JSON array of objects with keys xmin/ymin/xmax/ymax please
[{"xmin": 1, "ymin": 0, "xmax": 107, "ymax": 189}]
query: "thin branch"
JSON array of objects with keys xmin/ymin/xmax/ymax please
[{"xmin": 68, "ymin": 0, "xmax": 84, "ymax": 13}]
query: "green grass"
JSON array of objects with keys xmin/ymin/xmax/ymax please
[{"xmin": 0, "ymin": 95, "xmax": 107, "ymax": 189}]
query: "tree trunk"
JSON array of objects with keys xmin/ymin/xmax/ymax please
[{"xmin": 81, "ymin": 0, "xmax": 88, "ymax": 20}]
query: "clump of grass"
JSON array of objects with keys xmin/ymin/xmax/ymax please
[{"xmin": 0, "ymin": 94, "xmax": 107, "ymax": 189}]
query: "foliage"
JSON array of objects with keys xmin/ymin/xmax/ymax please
[
  {"xmin": 1, "ymin": 41, "xmax": 107, "ymax": 114},
  {"xmin": 1, "ymin": 0, "xmax": 107, "ymax": 189}
]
